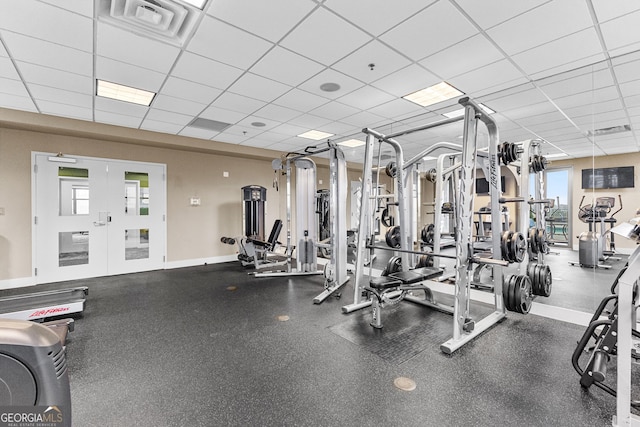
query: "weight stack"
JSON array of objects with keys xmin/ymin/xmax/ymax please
[{"xmin": 0, "ymin": 319, "xmax": 72, "ymax": 426}]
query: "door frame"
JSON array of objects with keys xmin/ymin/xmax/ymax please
[{"xmin": 31, "ymin": 152, "xmax": 167, "ymax": 283}]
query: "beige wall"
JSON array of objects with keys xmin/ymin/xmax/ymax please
[{"xmin": 0, "ymin": 110, "xmax": 362, "ymax": 282}]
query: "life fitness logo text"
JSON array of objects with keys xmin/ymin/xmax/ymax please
[
  {"xmin": 0, "ymin": 406, "xmax": 65, "ymax": 427},
  {"xmin": 28, "ymin": 307, "xmax": 69, "ymax": 318}
]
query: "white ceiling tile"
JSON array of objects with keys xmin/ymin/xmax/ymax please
[
  {"xmin": 187, "ymin": 16, "xmax": 273, "ymax": 69},
  {"xmin": 620, "ymin": 75, "xmax": 640, "ymax": 96},
  {"xmin": 486, "ymin": 0, "xmax": 593, "ymax": 55},
  {"xmin": 29, "ymin": 84, "xmax": 92, "ymax": 108},
  {"xmin": 567, "ymin": 100, "xmax": 625, "ymax": 121},
  {"xmin": 455, "ymin": 0, "xmax": 549, "ymax": 30},
  {"xmin": 623, "ymin": 94, "xmax": 640, "ymax": 108},
  {"xmin": 160, "ymin": 77, "xmax": 222, "ymax": 104},
  {"xmin": 15, "ymin": 61, "xmax": 93, "ymax": 94},
  {"xmin": 481, "ymin": 88, "xmax": 548, "ymax": 113},
  {"xmin": 179, "ymin": 126, "xmax": 218, "ymax": 139},
  {"xmin": 600, "ymin": 146, "xmax": 637, "ymax": 155},
  {"xmin": 420, "ymin": 34, "xmax": 506, "ymax": 80},
  {"xmin": 211, "ymin": 92, "xmax": 265, "ymax": 115},
  {"xmin": 336, "ymin": 85, "xmax": 395, "ymax": 111},
  {"xmin": 0, "ymin": 57, "xmax": 21, "ymax": 80},
  {"xmin": 324, "ymin": 0, "xmax": 432, "ymax": 37},
  {"xmin": 448, "ymin": 59, "xmax": 526, "ymax": 96},
  {"xmin": 140, "ymin": 120, "xmax": 184, "ymax": 135},
  {"xmin": 40, "ymin": 0, "xmax": 93, "ymax": 17},
  {"xmin": 95, "ymin": 97, "xmax": 149, "ymax": 117},
  {"xmin": 0, "ymin": 42, "xmax": 6, "ymax": 57},
  {"xmin": 499, "ymin": 101, "xmax": 557, "ymax": 121},
  {"xmin": 310, "ymin": 101, "xmax": 360, "ymax": 121},
  {"xmin": 235, "ymin": 117, "xmax": 280, "ymax": 132},
  {"xmin": 0, "ymin": 77, "xmax": 29, "ymax": 97},
  {"xmin": 554, "ymin": 86, "xmax": 620, "ymax": 110},
  {"xmin": 592, "ymin": 0, "xmax": 640, "ymax": 22},
  {"xmin": 0, "ymin": 1, "xmax": 92, "ymax": 52},
  {"xmin": 171, "ymin": 52, "xmax": 243, "ymax": 90},
  {"xmin": 332, "ymin": 40, "xmax": 412, "ymax": 84},
  {"xmin": 249, "ymin": 47, "xmax": 325, "ymax": 87},
  {"xmin": 316, "ymin": 121, "xmax": 359, "ymax": 137},
  {"xmin": 214, "ymin": 131, "xmax": 249, "ymax": 145},
  {"xmin": 371, "ymin": 64, "xmax": 439, "ymax": 98},
  {"xmin": 528, "ymin": 54, "xmax": 607, "ymax": 82},
  {"xmin": 298, "ymin": 68, "xmax": 364, "ymax": 100},
  {"xmin": 367, "ymin": 98, "xmax": 424, "ymax": 120},
  {"xmin": 339, "ymin": 110, "xmax": 386, "ymax": 127},
  {"xmin": 96, "ymin": 56, "xmax": 165, "ymax": 92},
  {"xmin": 511, "ymin": 28, "xmax": 602, "ymax": 75},
  {"xmin": 208, "ymin": 0, "xmax": 316, "ymax": 42},
  {"xmin": 613, "ymin": 58, "xmax": 640, "ymax": 84},
  {"xmin": 152, "ymin": 94, "xmax": 207, "ymax": 116},
  {"xmin": 263, "ymin": 140, "xmax": 305, "ymax": 152},
  {"xmin": 1, "ymin": 32, "xmax": 92, "ymax": 76},
  {"xmin": 38, "ymin": 101, "xmax": 92, "ymax": 121},
  {"xmin": 287, "ymin": 114, "xmax": 332, "ymax": 129},
  {"xmin": 270, "ymin": 122, "xmax": 310, "ymax": 137},
  {"xmin": 600, "ymin": 10, "xmax": 640, "ymax": 52},
  {"xmin": 280, "ymin": 8, "xmax": 372, "ymax": 65},
  {"xmin": 538, "ymin": 67, "xmax": 614, "ymax": 99},
  {"xmin": 199, "ymin": 105, "xmax": 247, "ymax": 124},
  {"xmin": 94, "ymin": 110, "xmax": 143, "ymax": 128},
  {"xmin": 96, "ymin": 23, "xmax": 181, "ymax": 74},
  {"xmin": 145, "ymin": 109, "xmax": 193, "ymax": 126},
  {"xmin": 273, "ymin": 89, "xmax": 329, "ymax": 112},
  {"xmin": 247, "ymin": 131, "xmax": 290, "ymax": 144},
  {"xmin": 227, "ymin": 73, "xmax": 291, "ymax": 103},
  {"xmin": 380, "ymin": 1, "xmax": 477, "ymax": 61},
  {"xmin": 254, "ymin": 104, "xmax": 302, "ymax": 122},
  {"xmin": 516, "ymin": 111, "xmax": 568, "ymax": 127},
  {"xmin": 609, "ymin": 41, "xmax": 640, "ymax": 59}
]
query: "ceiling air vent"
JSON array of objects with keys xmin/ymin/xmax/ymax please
[
  {"xmin": 98, "ymin": 0, "xmax": 200, "ymax": 46},
  {"xmin": 587, "ymin": 124, "xmax": 631, "ymax": 137},
  {"xmin": 188, "ymin": 118, "xmax": 232, "ymax": 132}
]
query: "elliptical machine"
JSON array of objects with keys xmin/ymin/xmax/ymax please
[{"xmin": 570, "ymin": 195, "xmax": 622, "ymax": 269}]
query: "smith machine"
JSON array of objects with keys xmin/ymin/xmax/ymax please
[
  {"xmin": 342, "ymin": 97, "xmax": 511, "ymax": 354},
  {"xmin": 258, "ymin": 142, "xmax": 350, "ymax": 304}
]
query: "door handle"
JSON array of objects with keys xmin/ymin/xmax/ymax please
[{"xmin": 95, "ymin": 211, "xmax": 110, "ymax": 226}]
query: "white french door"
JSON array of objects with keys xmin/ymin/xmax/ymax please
[{"xmin": 33, "ymin": 153, "xmax": 166, "ymax": 284}]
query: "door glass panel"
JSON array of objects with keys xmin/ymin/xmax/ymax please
[
  {"xmin": 125, "ymin": 229, "xmax": 149, "ymax": 260},
  {"xmin": 545, "ymin": 169, "xmax": 569, "ymax": 245},
  {"xmin": 59, "ymin": 231, "xmax": 89, "ymax": 266},
  {"xmin": 58, "ymin": 167, "xmax": 89, "ymax": 216},
  {"xmin": 124, "ymin": 172, "xmax": 149, "ymax": 215}
]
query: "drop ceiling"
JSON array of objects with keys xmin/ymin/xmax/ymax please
[{"xmin": 1, "ymin": 0, "xmax": 639, "ymax": 166}]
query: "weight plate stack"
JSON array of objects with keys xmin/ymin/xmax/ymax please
[{"xmin": 385, "ymin": 226, "xmax": 401, "ymax": 248}]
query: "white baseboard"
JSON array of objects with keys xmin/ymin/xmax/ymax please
[{"xmin": 164, "ymin": 254, "xmax": 238, "ymax": 269}]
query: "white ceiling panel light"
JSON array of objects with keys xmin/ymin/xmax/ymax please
[
  {"xmin": 403, "ymin": 82, "xmax": 464, "ymax": 107},
  {"xmin": 338, "ymin": 139, "xmax": 365, "ymax": 148},
  {"xmin": 97, "ymin": 80, "xmax": 156, "ymax": 106},
  {"xmin": 297, "ymin": 130, "xmax": 334, "ymax": 140},
  {"xmin": 442, "ymin": 103, "xmax": 495, "ymax": 119}
]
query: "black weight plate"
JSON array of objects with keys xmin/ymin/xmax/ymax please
[
  {"xmin": 512, "ymin": 232, "xmax": 526, "ymax": 263},
  {"xmin": 513, "ymin": 275, "xmax": 523, "ymax": 313},
  {"xmin": 387, "ymin": 255, "xmax": 402, "ymax": 274},
  {"xmin": 503, "ymin": 275, "xmax": 514, "ymax": 312},
  {"xmin": 510, "ymin": 275, "xmax": 519, "ymax": 312},
  {"xmin": 385, "ymin": 226, "xmax": 401, "ymax": 248},
  {"xmin": 537, "ymin": 228, "xmax": 545, "ymax": 254},
  {"xmin": 385, "ymin": 161, "xmax": 397, "ymax": 177},
  {"xmin": 501, "ymin": 231, "xmax": 510, "ymax": 261},
  {"xmin": 528, "ymin": 229, "xmax": 538, "ymax": 254},
  {"xmin": 519, "ymin": 275, "xmax": 533, "ymax": 314},
  {"xmin": 510, "ymin": 143, "xmax": 518, "ymax": 163},
  {"xmin": 543, "ymin": 265, "xmax": 552, "ymax": 297}
]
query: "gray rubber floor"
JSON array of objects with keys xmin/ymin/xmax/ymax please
[{"xmin": 18, "ymin": 258, "xmax": 636, "ymax": 427}]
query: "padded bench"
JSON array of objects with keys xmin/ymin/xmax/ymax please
[{"xmin": 366, "ymin": 266, "xmax": 444, "ymax": 329}]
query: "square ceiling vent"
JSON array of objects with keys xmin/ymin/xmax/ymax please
[
  {"xmin": 188, "ymin": 118, "xmax": 232, "ymax": 132},
  {"xmin": 98, "ymin": 0, "xmax": 201, "ymax": 46}
]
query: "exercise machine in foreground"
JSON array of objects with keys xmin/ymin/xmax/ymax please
[
  {"xmin": 572, "ymin": 218, "xmax": 640, "ymax": 426},
  {"xmin": 0, "ymin": 318, "xmax": 72, "ymax": 426}
]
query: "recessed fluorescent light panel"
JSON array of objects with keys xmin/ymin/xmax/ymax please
[
  {"xmin": 442, "ymin": 104, "xmax": 495, "ymax": 119},
  {"xmin": 422, "ymin": 156, "xmax": 437, "ymax": 161},
  {"xmin": 297, "ymin": 130, "xmax": 334, "ymax": 140},
  {"xmin": 338, "ymin": 139, "xmax": 365, "ymax": 148},
  {"xmin": 544, "ymin": 153, "xmax": 569, "ymax": 159},
  {"xmin": 97, "ymin": 80, "xmax": 155, "ymax": 106},
  {"xmin": 403, "ymin": 82, "xmax": 463, "ymax": 107},
  {"xmin": 181, "ymin": 0, "xmax": 207, "ymax": 9}
]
